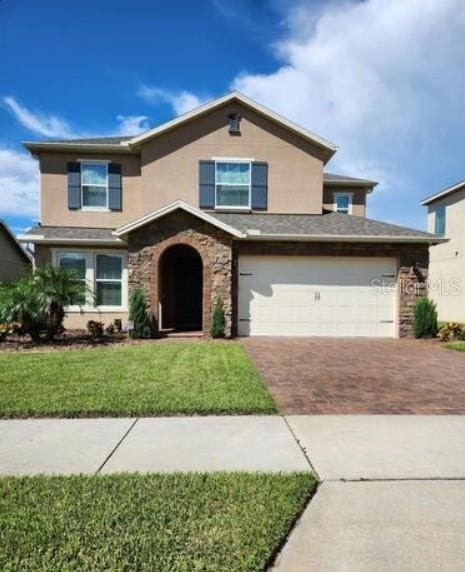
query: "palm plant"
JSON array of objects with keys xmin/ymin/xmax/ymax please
[{"xmin": 1, "ymin": 265, "xmax": 86, "ymax": 342}]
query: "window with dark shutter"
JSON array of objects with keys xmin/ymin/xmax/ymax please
[
  {"xmin": 251, "ymin": 162, "xmax": 268, "ymax": 210},
  {"xmin": 199, "ymin": 161, "xmax": 215, "ymax": 209},
  {"xmin": 108, "ymin": 163, "xmax": 122, "ymax": 211},
  {"xmin": 67, "ymin": 162, "xmax": 81, "ymax": 210}
]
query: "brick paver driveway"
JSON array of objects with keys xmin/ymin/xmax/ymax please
[{"xmin": 242, "ymin": 338, "xmax": 465, "ymax": 414}]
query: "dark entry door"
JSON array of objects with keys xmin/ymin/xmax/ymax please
[{"xmin": 174, "ymin": 257, "xmax": 202, "ymax": 330}]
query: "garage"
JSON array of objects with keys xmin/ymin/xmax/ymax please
[{"xmin": 237, "ymin": 255, "xmax": 398, "ymax": 337}]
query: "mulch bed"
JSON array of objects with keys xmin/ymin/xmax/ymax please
[{"xmin": 0, "ymin": 330, "xmax": 140, "ymax": 353}]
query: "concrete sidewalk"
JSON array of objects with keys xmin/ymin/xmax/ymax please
[
  {"xmin": 2, "ymin": 415, "xmax": 465, "ymax": 570},
  {"xmin": 272, "ymin": 480, "xmax": 465, "ymax": 572},
  {"xmin": 287, "ymin": 415, "xmax": 465, "ymax": 480},
  {"xmin": 0, "ymin": 416, "xmax": 310, "ymax": 475}
]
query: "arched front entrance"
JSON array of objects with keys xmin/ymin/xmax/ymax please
[{"xmin": 159, "ymin": 244, "xmax": 203, "ymax": 332}]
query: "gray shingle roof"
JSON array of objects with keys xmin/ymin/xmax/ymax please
[
  {"xmin": 211, "ymin": 212, "xmax": 436, "ymax": 240},
  {"xmin": 24, "ymin": 211, "xmax": 439, "ymax": 244},
  {"xmin": 323, "ymin": 173, "xmax": 377, "ymax": 186},
  {"xmin": 24, "ymin": 226, "xmax": 119, "ymax": 241}
]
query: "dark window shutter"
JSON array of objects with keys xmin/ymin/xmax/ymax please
[
  {"xmin": 199, "ymin": 160, "xmax": 215, "ymax": 209},
  {"xmin": 251, "ymin": 161, "xmax": 268, "ymax": 210},
  {"xmin": 108, "ymin": 163, "xmax": 122, "ymax": 211},
  {"xmin": 67, "ymin": 162, "xmax": 81, "ymax": 210}
]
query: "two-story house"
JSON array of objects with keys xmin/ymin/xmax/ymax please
[
  {"xmin": 422, "ymin": 180, "xmax": 465, "ymax": 321},
  {"xmin": 20, "ymin": 91, "xmax": 441, "ymax": 337}
]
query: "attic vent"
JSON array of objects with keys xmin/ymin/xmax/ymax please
[{"xmin": 228, "ymin": 113, "xmax": 241, "ymax": 134}]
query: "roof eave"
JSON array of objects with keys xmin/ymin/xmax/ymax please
[
  {"xmin": 17, "ymin": 235, "xmax": 124, "ymax": 246},
  {"xmin": 22, "ymin": 141, "xmax": 134, "ymax": 155},
  {"xmin": 238, "ymin": 233, "xmax": 445, "ymax": 244},
  {"xmin": 421, "ymin": 180, "xmax": 465, "ymax": 206},
  {"xmin": 323, "ymin": 180, "xmax": 378, "ymax": 191}
]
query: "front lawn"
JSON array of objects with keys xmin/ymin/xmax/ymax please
[
  {"xmin": 444, "ymin": 341, "xmax": 465, "ymax": 352},
  {"xmin": 0, "ymin": 342, "xmax": 276, "ymax": 418},
  {"xmin": 0, "ymin": 472, "xmax": 315, "ymax": 572}
]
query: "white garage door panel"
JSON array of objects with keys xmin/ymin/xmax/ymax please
[{"xmin": 238, "ymin": 256, "xmax": 397, "ymax": 337}]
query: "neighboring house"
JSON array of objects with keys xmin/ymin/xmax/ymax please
[
  {"xmin": 19, "ymin": 91, "xmax": 442, "ymax": 337},
  {"xmin": 422, "ymin": 180, "xmax": 465, "ymax": 321},
  {"xmin": 0, "ymin": 219, "xmax": 31, "ymax": 283}
]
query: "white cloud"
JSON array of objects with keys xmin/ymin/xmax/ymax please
[
  {"xmin": 2, "ymin": 96, "xmax": 80, "ymax": 139},
  {"xmin": 3, "ymin": 96, "xmax": 150, "ymax": 139},
  {"xmin": 115, "ymin": 115, "xmax": 150, "ymax": 135},
  {"xmin": 138, "ymin": 86, "xmax": 207, "ymax": 115},
  {"xmin": 0, "ymin": 148, "xmax": 39, "ymax": 218},
  {"xmin": 232, "ymin": 0, "xmax": 465, "ymax": 227}
]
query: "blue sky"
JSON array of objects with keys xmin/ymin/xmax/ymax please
[{"xmin": 1, "ymin": 0, "xmax": 465, "ymax": 234}]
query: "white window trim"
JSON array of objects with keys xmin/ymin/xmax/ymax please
[
  {"xmin": 52, "ymin": 248, "xmax": 128, "ymax": 312},
  {"xmin": 81, "ymin": 161, "xmax": 110, "ymax": 212},
  {"xmin": 333, "ymin": 192, "xmax": 353, "ymax": 214},
  {"xmin": 214, "ymin": 158, "xmax": 252, "ymax": 211}
]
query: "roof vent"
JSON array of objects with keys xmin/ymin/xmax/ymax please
[
  {"xmin": 247, "ymin": 229, "xmax": 261, "ymax": 236},
  {"xmin": 228, "ymin": 113, "xmax": 241, "ymax": 134}
]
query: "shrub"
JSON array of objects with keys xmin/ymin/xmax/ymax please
[
  {"xmin": 438, "ymin": 321, "xmax": 465, "ymax": 342},
  {"xmin": 113, "ymin": 319, "xmax": 122, "ymax": 333},
  {"xmin": 0, "ymin": 265, "xmax": 85, "ymax": 343},
  {"xmin": 210, "ymin": 297, "xmax": 226, "ymax": 338},
  {"xmin": 128, "ymin": 289, "xmax": 152, "ymax": 339},
  {"xmin": 413, "ymin": 297, "xmax": 438, "ymax": 339},
  {"xmin": 87, "ymin": 320, "xmax": 104, "ymax": 337}
]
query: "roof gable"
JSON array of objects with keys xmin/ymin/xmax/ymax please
[
  {"xmin": 114, "ymin": 201, "xmax": 244, "ymax": 238},
  {"xmin": 126, "ymin": 92, "xmax": 336, "ymax": 158}
]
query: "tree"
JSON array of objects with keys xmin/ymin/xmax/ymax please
[{"xmin": 128, "ymin": 289, "xmax": 152, "ymax": 339}]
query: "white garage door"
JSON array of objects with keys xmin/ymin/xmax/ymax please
[{"xmin": 238, "ymin": 255, "xmax": 397, "ymax": 337}]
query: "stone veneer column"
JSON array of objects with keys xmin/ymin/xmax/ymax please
[
  {"xmin": 126, "ymin": 211, "xmax": 233, "ymax": 337},
  {"xmin": 397, "ymin": 245, "xmax": 429, "ymax": 338}
]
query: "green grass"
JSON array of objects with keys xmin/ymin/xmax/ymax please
[
  {"xmin": 0, "ymin": 472, "xmax": 315, "ymax": 572},
  {"xmin": 0, "ymin": 342, "xmax": 276, "ymax": 418},
  {"xmin": 444, "ymin": 341, "xmax": 465, "ymax": 352}
]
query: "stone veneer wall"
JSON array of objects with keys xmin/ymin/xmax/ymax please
[
  {"xmin": 127, "ymin": 210, "xmax": 234, "ymax": 336},
  {"xmin": 234, "ymin": 241, "xmax": 429, "ymax": 338}
]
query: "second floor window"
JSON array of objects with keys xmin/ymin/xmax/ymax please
[
  {"xmin": 434, "ymin": 205, "xmax": 446, "ymax": 235},
  {"xmin": 81, "ymin": 162, "xmax": 108, "ymax": 209},
  {"xmin": 215, "ymin": 161, "xmax": 251, "ymax": 208},
  {"xmin": 334, "ymin": 193, "xmax": 352, "ymax": 214}
]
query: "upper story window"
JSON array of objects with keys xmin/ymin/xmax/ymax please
[
  {"xmin": 334, "ymin": 192, "xmax": 352, "ymax": 214},
  {"xmin": 434, "ymin": 205, "xmax": 446, "ymax": 235},
  {"xmin": 81, "ymin": 162, "xmax": 108, "ymax": 209},
  {"xmin": 215, "ymin": 161, "xmax": 251, "ymax": 209}
]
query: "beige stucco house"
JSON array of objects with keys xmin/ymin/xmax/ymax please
[
  {"xmin": 0, "ymin": 219, "xmax": 31, "ymax": 283},
  {"xmin": 20, "ymin": 91, "xmax": 442, "ymax": 337},
  {"xmin": 422, "ymin": 180, "xmax": 465, "ymax": 321}
]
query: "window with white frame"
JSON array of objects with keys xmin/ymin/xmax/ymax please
[
  {"xmin": 55, "ymin": 250, "xmax": 126, "ymax": 310},
  {"xmin": 81, "ymin": 162, "xmax": 108, "ymax": 209},
  {"xmin": 334, "ymin": 193, "xmax": 352, "ymax": 214},
  {"xmin": 215, "ymin": 161, "xmax": 251, "ymax": 208},
  {"xmin": 96, "ymin": 254, "xmax": 123, "ymax": 306},
  {"xmin": 57, "ymin": 252, "xmax": 87, "ymax": 305}
]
